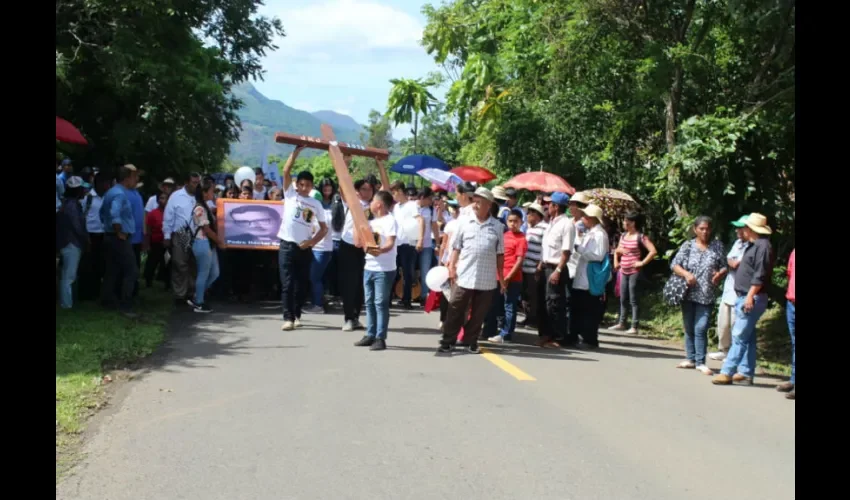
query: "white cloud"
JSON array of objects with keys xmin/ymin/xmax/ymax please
[
  {"xmin": 333, "ymin": 108, "xmax": 352, "ymax": 116},
  {"xmin": 265, "ymin": 0, "xmax": 423, "ymax": 56}
]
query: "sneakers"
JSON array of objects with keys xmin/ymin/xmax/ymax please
[
  {"xmin": 370, "ymin": 339, "xmax": 387, "ymax": 351},
  {"xmin": 437, "ymin": 343, "xmax": 453, "ymax": 354},
  {"xmin": 488, "ymin": 335, "xmax": 505, "ymax": 344},
  {"xmin": 303, "ymin": 305, "xmax": 324, "ymax": 314},
  {"xmin": 281, "ymin": 321, "xmax": 295, "ymax": 331},
  {"xmin": 186, "ymin": 298, "xmax": 199, "ymax": 308},
  {"xmin": 194, "ymin": 304, "xmax": 213, "ymax": 313},
  {"xmin": 353, "ymin": 319, "xmax": 365, "ymax": 330},
  {"xmin": 708, "ymin": 351, "xmax": 727, "ymax": 361},
  {"xmin": 676, "ymin": 360, "xmax": 696, "ymax": 369},
  {"xmin": 695, "ymin": 364, "xmax": 713, "ymax": 376},
  {"xmin": 354, "ymin": 336, "xmax": 375, "ymax": 347},
  {"xmin": 609, "ymin": 323, "xmax": 626, "ymax": 331},
  {"xmin": 466, "ymin": 344, "xmax": 481, "ymax": 354},
  {"xmin": 625, "ymin": 327, "xmax": 638, "ymax": 335},
  {"xmin": 294, "ymin": 318, "xmax": 302, "ymax": 328},
  {"xmin": 342, "ymin": 321, "xmax": 355, "ymax": 332}
]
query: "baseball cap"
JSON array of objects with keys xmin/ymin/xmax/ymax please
[
  {"xmin": 731, "ymin": 215, "xmax": 749, "ymax": 227},
  {"xmin": 65, "ymin": 176, "xmax": 83, "ymax": 189},
  {"xmin": 545, "ymin": 192, "xmax": 570, "ymax": 206},
  {"xmin": 61, "ymin": 158, "xmax": 73, "ymax": 166}
]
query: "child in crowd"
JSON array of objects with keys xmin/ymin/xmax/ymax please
[{"xmin": 490, "ymin": 209, "xmax": 527, "ymax": 343}]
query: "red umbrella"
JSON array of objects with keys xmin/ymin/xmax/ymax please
[
  {"xmin": 450, "ymin": 165, "xmax": 496, "ymax": 184},
  {"xmin": 504, "ymin": 172, "xmax": 576, "ymax": 195},
  {"xmin": 56, "ymin": 116, "xmax": 88, "ymax": 145}
]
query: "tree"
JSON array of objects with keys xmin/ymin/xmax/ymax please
[
  {"xmin": 385, "ymin": 78, "xmax": 437, "ymax": 154},
  {"xmin": 55, "ymin": 0, "xmax": 284, "ymax": 181}
]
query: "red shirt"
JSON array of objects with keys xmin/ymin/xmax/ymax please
[
  {"xmin": 146, "ymin": 208, "xmax": 165, "ymax": 244},
  {"xmin": 786, "ymin": 249, "xmax": 795, "ymax": 303},
  {"xmin": 503, "ymin": 230, "xmax": 528, "ymax": 282}
]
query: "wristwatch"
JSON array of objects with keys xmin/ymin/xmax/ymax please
[{"xmin": 555, "ymin": 267, "xmax": 563, "ymax": 273}]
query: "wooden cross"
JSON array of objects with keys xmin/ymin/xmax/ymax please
[{"xmin": 275, "ymin": 125, "xmax": 389, "ymax": 247}]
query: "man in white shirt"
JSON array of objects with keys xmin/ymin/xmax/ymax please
[
  {"xmin": 709, "ymin": 218, "xmax": 750, "ymax": 360},
  {"xmin": 390, "ymin": 181, "xmax": 418, "ymax": 309},
  {"xmin": 339, "ymin": 179, "xmax": 375, "ymax": 331},
  {"xmin": 570, "ymin": 204, "xmax": 610, "ymax": 348},
  {"xmin": 536, "ymin": 192, "xmax": 576, "ymax": 348},
  {"xmin": 79, "ymin": 172, "xmax": 109, "ymax": 301},
  {"xmin": 163, "ymin": 173, "xmax": 201, "ymax": 304},
  {"xmin": 253, "ymin": 169, "xmax": 268, "ymax": 200},
  {"xmin": 145, "ymin": 178, "xmax": 175, "ymax": 212},
  {"xmin": 353, "ymin": 190, "xmax": 398, "ymax": 351},
  {"xmin": 278, "ymin": 146, "xmax": 328, "ymax": 331}
]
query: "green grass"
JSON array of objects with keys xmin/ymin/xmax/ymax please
[
  {"xmin": 56, "ymin": 288, "xmax": 172, "ymax": 471},
  {"xmin": 603, "ymin": 281, "xmax": 792, "ymax": 376}
]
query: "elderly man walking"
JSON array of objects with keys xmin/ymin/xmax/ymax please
[{"xmin": 439, "ymin": 187, "xmax": 506, "ymax": 354}]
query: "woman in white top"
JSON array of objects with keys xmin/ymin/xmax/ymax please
[
  {"xmin": 304, "ymin": 178, "xmax": 338, "ymax": 313},
  {"xmin": 338, "ymin": 178, "xmax": 374, "ymax": 331},
  {"xmin": 352, "ymin": 190, "xmax": 398, "ymax": 351},
  {"xmin": 415, "ymin": 187, "xmax": 441, "ymax": 301},
  {"xmin": 569, "ymin": 204, "xmax": 610, "ymax": 348}
]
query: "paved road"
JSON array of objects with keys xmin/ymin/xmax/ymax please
[{"xmin": 57, "ymin": 302, "xmax": 795, "ymax": 500}]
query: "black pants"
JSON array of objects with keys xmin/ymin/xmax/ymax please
[
  {"xmin": 132, "ymin": 243, "xmax": 142, "ymax": 297},
  {"xmin": 396, "ymin": 244, "xmax": 417, "ymax": 304},
  {"xmin": 279, "ymin": 241, "xmax": 312, "ymax": 321},
  {"xmin": 537, "ymin": 266, "xmax": 571, "ymax": 342},
  {"xmin": 441, "ymin": 285, "xmax": 496, "ymax": 347},
  {"xmin": 618, "ymin": 272, "xmax": 639, "ymax": 328},
  {"xmin": 102, "ymin": 235, "xmax": 137, "ymax": 312},
  {"xmin": 571, "ymin": 288, "xmax": 602, "ymax": 347},
  {"xmin": 482, "ymin": 282, "xmax": 505, "ymax": 339},
  {"xmin": 231, "ymin": 250, "xmax": 254, "ymax": 299},
  {"xmin": 522, "ymin": 271, "xmax": 539, "ymax": 326},
  {"xmin": 144, "ymin": 242, "xmax": 169, "ymax": 288},
  {"xmin": 339, "ymin": 240, "xmax": 365, "ymax": 322},
  {"xmin": 79, "ymin": 233, "xmax": 105, "ymax": 301}
]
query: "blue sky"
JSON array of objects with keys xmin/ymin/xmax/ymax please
[{"xmin": 254, "ymin": 0, "xmax": 447, "ymax": 139}]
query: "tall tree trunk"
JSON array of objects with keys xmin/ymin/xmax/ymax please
[{"xmin": 413, "ymin": 111, "xmax": 419, "ymax": 155}]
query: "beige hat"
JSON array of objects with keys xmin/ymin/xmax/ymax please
[
  {"xmin": 526, "ymin": 202, "xmax": 545, "ymax": 217},
  {"xmin": 744, "ymin": 213, "xmax": 772, "ymax": 235},
  {"xmin": 162, "ymin": 177, "xmax": 175, "ymax": 185},
  {"xmin": 473, "ymin": 187, "xmax": 495, "ymax": 203},
  {"xmin": 571, "ymin": 191, "xmax": 590, "ymax": 204},
  {"xmin": 582, "ymin": 204, "xmax": 604, "ymax": 222},
  {"xmin": 491, "ymin": 185, "xmax": 509, "ymax": 201}
]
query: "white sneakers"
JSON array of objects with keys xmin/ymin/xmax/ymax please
[{"xmin": 708, "ymin": 351, "xmax": 727, "ymax": 361}]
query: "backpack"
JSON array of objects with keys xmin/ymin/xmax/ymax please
[{"xmin": 587, "ymin": 255, "xmax": 612, "ymax": 297}]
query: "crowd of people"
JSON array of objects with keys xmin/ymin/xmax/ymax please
[{"xmin": 55, "ymin": 150, "xmax": 795, "ymax": 400}]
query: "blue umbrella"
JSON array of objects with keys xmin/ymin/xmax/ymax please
[{"xmin": 389, "ymin": 154, "xmax": 451, "ymax": 175}]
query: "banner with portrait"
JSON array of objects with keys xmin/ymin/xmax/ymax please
[{"xmin": 216, "ymin": 198, "xmax": 284, "ymax": 250}]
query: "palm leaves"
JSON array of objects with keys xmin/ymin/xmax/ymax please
[{"xmin": 386, "ymin": 78, "xmax": 437, "ymax": 153}]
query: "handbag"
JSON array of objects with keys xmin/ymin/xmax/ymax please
[{"xmin": 662, "ymin": 240, "xmax": 693, "ymax": 306}]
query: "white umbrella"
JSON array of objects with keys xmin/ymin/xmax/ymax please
[{"xmin": 417, "ymin": 168, "xmax": 464, "ymax": 192}]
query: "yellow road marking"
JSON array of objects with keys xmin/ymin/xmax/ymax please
[{"xmin": 480, "ymin": 348, "xmax": 536, "ymax": 381}]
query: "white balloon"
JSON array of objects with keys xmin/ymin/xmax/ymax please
[
  {"xmin": 425, "ymin": 266, "xmax": 450, "ymax": 293},
  {"xmin": 234, "ymin": 166, "xmax": 255, "ymax": 188}
]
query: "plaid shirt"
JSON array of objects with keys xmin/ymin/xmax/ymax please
[{"xmin": 452, "ymin": 215, "xmax": 505, "ymax": 291}]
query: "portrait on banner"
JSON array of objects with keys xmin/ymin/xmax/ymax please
[{"xmin": 216, "ymin": 198, "xmax": 284, "ymax": 250}]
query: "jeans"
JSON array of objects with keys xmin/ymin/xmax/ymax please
[
  {"xmin": 364, "ymin": 270, "xmax": 396, "ymax": 339},
  {"xmin": 682, "ymin": 300, "xmax": 712, "ymax": 365},
  {"xmin": 279, "ymin": 241, "xmax": 312, "ymax": 321},
  {"xmin": 787, "ymin": 300, "xmax": 795, "ymax": 385},
  {"xmin": 102, "ymin": 234, "xmax": 138, "ymax": 312},
  {"xmin": 192, "ymin": 239, "xmax": 220, "ymax": 305},
  {"xmin": 721, "ymin": 294, "xmax": 768, "ymax": 378},
  {"xmin": 59, "ymin": 243, "xmax": 82, "ymax": 309},
  {"xmin": 311, "ymin": 250, "xmax": 333, "ymax": 307},
  {"xmin": 397, "ymin": 244, "xmax": 417, "ymax": 303},
  {"xmin": 618, "ymin": 271, "xmax": 639, "ymax": 328},
  {"xmin": 339, "ymin": 240, "xmax": 365, "ymax": 322},
  {"xmin": 500, "ymin": 281, "xmax": 523, "ymax": 337},
  {"xmin": 418, "ymin": 246, "xmax": 435, "ymax": 299}
]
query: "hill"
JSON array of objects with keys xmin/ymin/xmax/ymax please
[{"xmin": 228, "ymin": 82, "xmax": 364, "ymax": 166}]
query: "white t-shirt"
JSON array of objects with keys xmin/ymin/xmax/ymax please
[
  {"xmin": 145, "ymin": 194, "xmax": 159, "ymax": 212},
  {"xmin": 341, "ymin": 199, "xmax": 370, "ymax": 245},
  {"xmin": 253, "ymin": 187, "xmax": 267, "ymax": 200},
  {"xmin": 313, "ymin": 206, "xmax": 335, "ymax": 252},
  {"xmin": 364, "ymin": 215, "xmax": 399, "ymax": 273},
  {"xmin": 393, "ymin": 200, "xmax": 417, "ymax": 246},
  {"xmin": 416, "ymin": 206, "xmax": 434, "ymax": 248},
  {"xmin": 278, "ymin": 186, "xmax": 326, "ymax": 244},
  {"xmin": 440, "ymin": 219, "xmax": 459, "ymax": 264}
]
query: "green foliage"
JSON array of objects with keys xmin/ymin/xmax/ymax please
[{"xmin": 56, "ymin": 0, "xmax": 284, "ymax": 180}]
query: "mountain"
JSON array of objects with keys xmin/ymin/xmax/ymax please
[
  {"xmin": 228, "ymin": 83, "xmax": 363, "ymax": 166},
  {"xmin": 311, "ymin": 110, "xmax": 361, "ymax": 132}
]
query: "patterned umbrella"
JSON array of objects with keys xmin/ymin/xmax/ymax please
[
  {"xmin": 504, "ymin": 172, "xmax": 576, "ymax": 194},
  {"xmin": 578, "ymin": 188, "xmax": 640, "ymax": 221}
]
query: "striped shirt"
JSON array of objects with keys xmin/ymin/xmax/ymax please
[
  {"xmin": 522, "ymin": 221, "xmax": 548, "ymax": 273},
  {"xmin": 618, "ymin": 233, "xmax": 643, "ymax": 275}
]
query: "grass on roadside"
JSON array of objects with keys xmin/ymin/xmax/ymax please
[
  {"xmin": 603, "ymin": 282, "xmax": 791, "ymax": 376},
  {"xmin": 56, "ymin": 288, "xmax": 172, "ymax": 464}
]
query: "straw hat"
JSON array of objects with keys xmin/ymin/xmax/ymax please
[
  {"xmin": 526, "ymin": 202, "xmax": 545, "ymax": 217},
  {"xmin": 582, "ymin": 204, "xmax": 604, "ymax": 223},
  {"xmin": 571, "ymin": 191, "xmax": 590, "ymax": 204},
  {"xmin": 744, "ymin": 213, "xmax": 772, "ymax": 235},
  {"xmin": 491, "ymin": 185, "xmax": 508, "ymax": 201},
  {"xmin": 473, "ymin": 187, "xmax": 495, "ymax": 203}
]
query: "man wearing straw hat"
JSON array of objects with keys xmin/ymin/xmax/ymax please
[{"xmin": 713, "ymin": 213, "xmax": 774, "ymax": 386}]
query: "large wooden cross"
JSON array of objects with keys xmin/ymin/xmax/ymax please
[{"xmin": 275, "ymin": 125, "xmax": 389, "ymax": 248}]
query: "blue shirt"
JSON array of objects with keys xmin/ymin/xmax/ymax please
[
  {"xmin": 56, "ymin": 177, "xmax": 64, "ymax": 212},
  {"xmin": 722, "ymin": 239, "xmax": 749, "ymax": 305},
  {"xmin": 127, "ymin": 189, "xmax": 145, "ymax": 244},
  {"xmin": 99, "ymin": 184, "xmax": 136, "ymax": 235}
]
